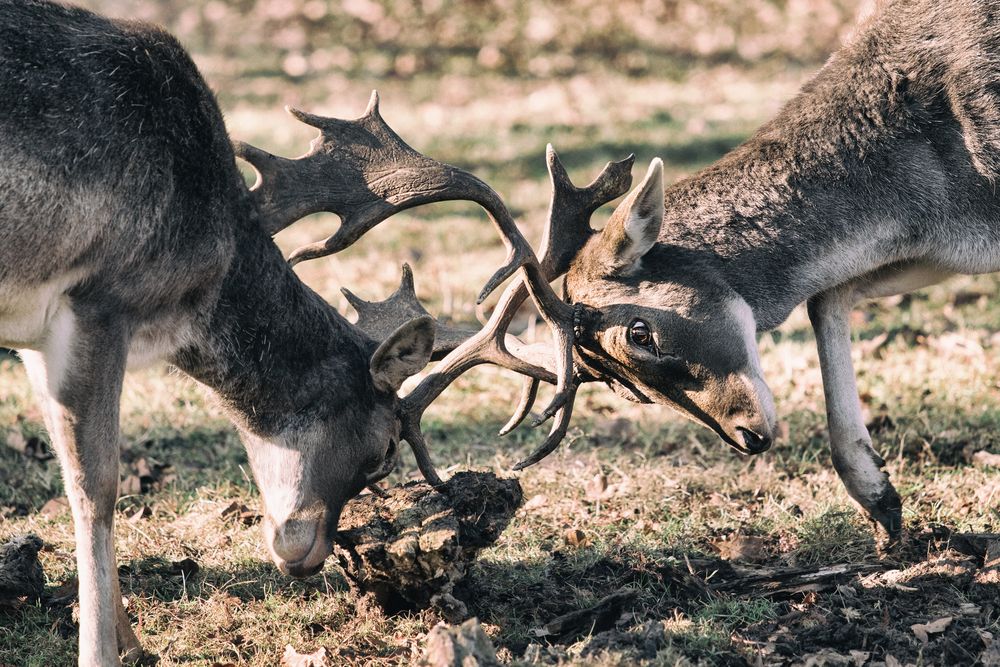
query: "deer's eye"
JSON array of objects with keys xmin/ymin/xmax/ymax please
[{"xmin": 629, "ymin": 320, "xmax": 653, "ymax": 348}]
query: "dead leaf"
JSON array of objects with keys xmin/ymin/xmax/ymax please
[
  {"xmin": 563, "ymin": 528, "xmax": 588, "ymax": 548},
  {"xmin": 522, "ymin": 494, "xmax": 548, "ymax": 510},
  {"xmin": 710, "ymin": 534, "xmax": 767, "ymax": 562},
  {"xmin": 911, "ymin": 616, "xmax": 952, "ymax": 643},
  {"xmin": 221, "ymin": 501, "xmax": 262, "ymax": 526},
  {"xmin": 120, "ymin": 474, "xmax": 142, "ymax": 496},
  {"xmin": 973, "ymin": 451, "xmax": 1000, "ymax": 468},
  {"xmin": 584, "ymin": 473, "xmax": 607, "ymax": 501},
  {"xmin": 885, "ymin": 655, "xmax": 903, "ymax": 667},
  {"xmin": 48, "ymin": 578, "xmax": 78, "ymax": 606},
  {"xmin": 126, "ymin": 505, "xmax": 152, "ymax": 525},
  {"xmin": 40, "ymin": 497, "xmax": 70, "ymax": 519},
  {"xmin": 281, "ymin": 645, "xmax": 330, "ymax": 667}
]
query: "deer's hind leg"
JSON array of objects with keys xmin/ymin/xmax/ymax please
[
  {"xmin": 20, "ymin": 305, "xmax": 141, "ymax": 666},
  {"xmin": 807, "ymin": 288, "xmax": 903, "ymax": 541}
]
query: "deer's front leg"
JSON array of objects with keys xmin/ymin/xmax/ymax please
[
  {"xmin": 20, "ymin": 310, "xmax": 141, "ymax": 666},
  {"xmin": 807, "ymin": 290, "xmax": 903, "ymax": 540}
]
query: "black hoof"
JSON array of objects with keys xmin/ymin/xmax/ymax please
[{"xmin": 866, "ymin": 484, "xmax": 904, "ymax": 544}]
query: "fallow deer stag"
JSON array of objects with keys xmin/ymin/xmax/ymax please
[
  {"xmin": 0, "ymin": 1, "xmax": 589, "ymax": 664},
  {"xmin": 310, "ymin": 0, "xmax": 1000, "ymax": 544},
  {"xmin": 238, "ymin": 124, "xmax": 638, "ymax": 488}
]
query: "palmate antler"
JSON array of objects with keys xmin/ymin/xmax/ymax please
[
  {"xmin": 234, "ymin": 92, "xmax": 633, "ymax": 484},
  {"xmin": 340, "ymin": 146, "xmax": 634, "ymax": 483}
]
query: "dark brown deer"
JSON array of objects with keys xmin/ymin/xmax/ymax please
[
  {"xmin": 291, "ymin": 0, "xmax": 1000, "ymax": 545},
  {"xmin": 0, "ymin": 1, "xmax": 591, "ymax": 664}
]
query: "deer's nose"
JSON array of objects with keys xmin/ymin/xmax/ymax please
[
  {"xmin": 271, "ymin": 517, "xmax": 319, "ymax": 565},
  {"xmin": 737, "ymin": 427, "xmax": 772, "ymax": 454}
]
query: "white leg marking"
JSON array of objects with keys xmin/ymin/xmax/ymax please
[{"xmin": 21, "ymin": 312, "xmax": 130, "ymax": 666}]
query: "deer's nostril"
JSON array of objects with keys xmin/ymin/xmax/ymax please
[{"xmin": 738, "ymin": 427, "xmax": 772, "ymax": 454}]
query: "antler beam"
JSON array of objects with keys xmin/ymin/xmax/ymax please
[{"xmin": 234, "ymin": 93, "xmax": 634, "ymax": 483}]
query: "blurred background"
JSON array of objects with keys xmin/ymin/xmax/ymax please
[
  {"xmin": 11, "ymin": 2, "xmax": 1000, "ymax": 665},
  {"xmin": 76, "ymin": 0, "xmax": 873, "ymax": 325}
]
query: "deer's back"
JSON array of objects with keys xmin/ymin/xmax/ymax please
[{"xmin": 0, "ymin": 0, "xmax": 249, "ymax": 345}]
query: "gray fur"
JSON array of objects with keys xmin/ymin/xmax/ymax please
[
  {"xmin": 566, "ymin": 0, "xmax": 1000, "ymax": 538},
  {"xmin": 0, "ymin": 2, "xmax": 434, "ymax": 663}
]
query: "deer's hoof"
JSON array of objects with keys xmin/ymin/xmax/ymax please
[{"xmin": 866, "ymin": 483, "xmax": 904, "ymax": 551}]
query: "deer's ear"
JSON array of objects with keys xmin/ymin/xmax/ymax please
[
  {"xmin": 370, "ymin": 315, "xmax": 436, "ymax": 393},
  {"xmin": 596, "ymin": 158, "xmax": 664, "ymax": 276}
]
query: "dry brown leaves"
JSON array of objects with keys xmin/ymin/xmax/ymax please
[
  {"xmin": 220, "ymin": 501, "xmax": 262, "ymax": 526},
  {"xmin": 120, "ymin": 456, "xmax": 175, "ymax": 496},
  {"xmin": 2, "ymin": 429, "xmax": 52, "ymax": 461},
  {"xmin": 709, "ymin": 534, "xmax": 768, "ymax": 562},
  {"xmin": 280, "ymin": 645, "xmax": 330, "ymax": 667},
  {"xmin": 910, "ymin": 616, "xmax": 952, "ymax": 644}
]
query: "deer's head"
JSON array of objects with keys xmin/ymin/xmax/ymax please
[
  {"xmin": 237, "ymin": 316, "xmax": 435, "ymax": 578},
  {"xmin": 565, "ymin": 160, "xmax": 778, "ymax": 454},
  {"xmin": 236, "ymin": 93, "xmax": 779, "ymax": 534}
]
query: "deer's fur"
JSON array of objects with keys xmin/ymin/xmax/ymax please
[
  {"xmin": 566, "ymin": 0, "xmax": 1000, "ymax": 537},
  {"xmin": 0, "ymin": 1, "xmax": 436, "ymax": 664}
]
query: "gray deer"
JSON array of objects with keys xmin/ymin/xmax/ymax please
[
  {"xmin": 306, "ymin": 0, "xmax": 1000, "ymax": 543},
  {"xmin": 559, "ymin": 0, "xmax": 1000, "ymax": 540},
  {"xmin": 0, "ymin": 1, "xmax": 592, "ymax": 664}
]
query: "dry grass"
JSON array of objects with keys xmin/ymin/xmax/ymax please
[{"xmin": 3, "ymin": 1, "xmax": 1000, "ymax": 665}]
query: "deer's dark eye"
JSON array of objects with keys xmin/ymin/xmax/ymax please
[{"xmin": 629, "ymin": 320, "xmax": 653, "ymax": 348}]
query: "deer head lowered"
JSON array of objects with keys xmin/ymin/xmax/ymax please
[
  {"xmin": 255, "ymin": 0, "xmax": 1000, "ymax": 554},
  {"xmin": 0, "ymin": 3, "xmax": 626, "ymax": 661},
  {"xmin": 235, "ymin": 91, "xmax": 638, "ymax": 484},
  {"xmin": 240, "ymin": 99, "xmax": 776, "ymax": 488}
]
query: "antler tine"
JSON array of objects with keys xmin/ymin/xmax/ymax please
[
  {"xmin": 484, "ymin": 147, "xmax": 636, "ymax": 443},
  {"xmin": 399, "ymin": 147, "xmax": 638, "ymax": 483},
  {"xmin": 234, "ymin": 90, "xmax": 530, "ymax": 304},
  {"xmin": 539, "ymin": 144, "xmax": 635, "ymax": 276},
  {"xmin": 398, "ymin": 282, "xmax": 560, "ymax": 485},
  {"xmin": 341, "ymin": 264, "xmax": 474, "ymax": 360},
  {"xmin": 511, "ymin": 385, "xmax": 578, "ymax": 470},
  {"xmin": 498, "ymin": 377, "xmax": 539, "ymax": 436}
]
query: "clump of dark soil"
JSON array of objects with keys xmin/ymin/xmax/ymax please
[
  {"xmin": 0, "ymin": 534, "xmax": 44, "ymax": 603},
  {"xmin": 334, "ymin": 471, "xmax": 522, "ymax": 616}
]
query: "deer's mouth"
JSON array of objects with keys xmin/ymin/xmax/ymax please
[{"xmin": 606, "ymin": 377, "xmax": 653, "ymax": 404}]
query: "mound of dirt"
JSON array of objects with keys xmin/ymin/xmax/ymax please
[
  {"xmin": 0, "ymin": 534, "xmax": 44, "ymax": 603},
  {"xmin": 334, "ymin": 471, "xmax": 522, "ymax": 617}
]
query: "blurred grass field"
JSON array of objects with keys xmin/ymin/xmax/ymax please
[{"xmin": 2, "ymin": 0, "xmax": 1000, "ymax": 665}]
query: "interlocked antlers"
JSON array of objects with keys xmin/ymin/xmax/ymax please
[{"xmin": 235, "ymin": 92, "xmax": 633, "ymax": 484}]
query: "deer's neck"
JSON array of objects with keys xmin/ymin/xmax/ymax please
[
  {"xmin": 660, "ymin": 27, "xmax": 984, "ymax": 330},
  {"xmin": 171, "ymin": 230, "xmax": 373, "ymax": 434}
]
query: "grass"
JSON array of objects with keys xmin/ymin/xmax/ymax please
[{"xmin": 3, "ymin": 3, "xmax": 1000, "ymax": 665}]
